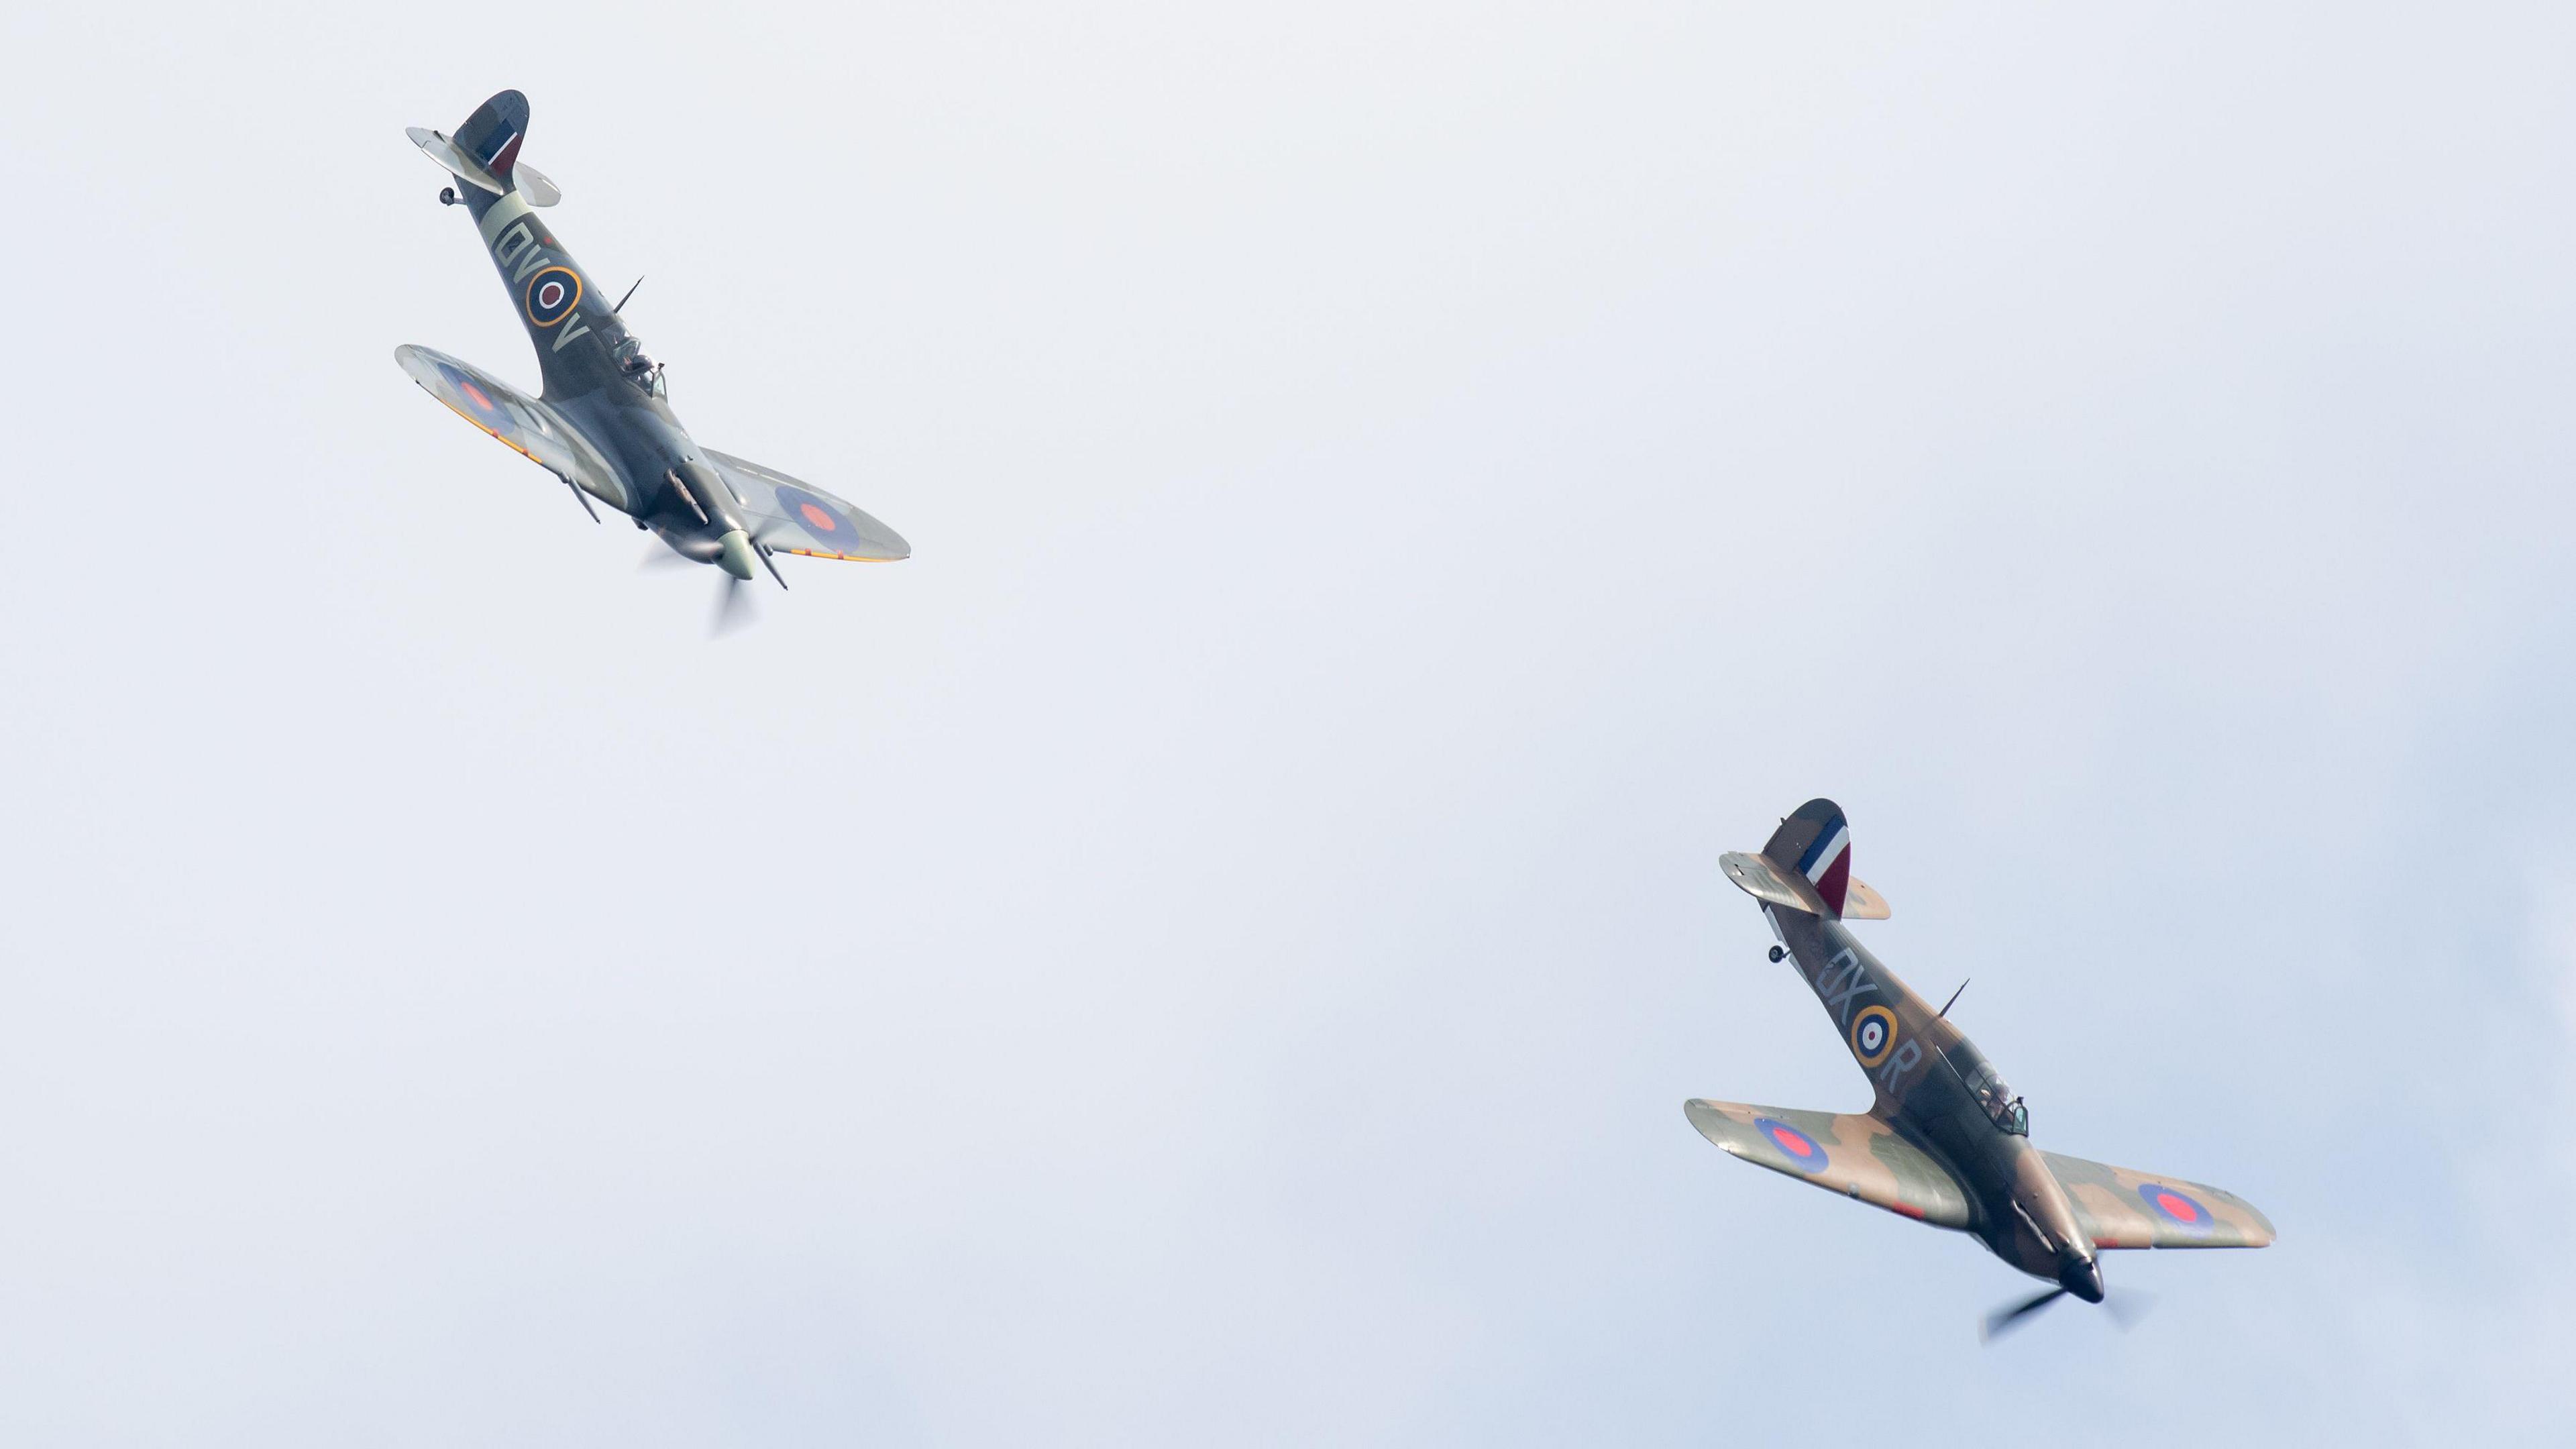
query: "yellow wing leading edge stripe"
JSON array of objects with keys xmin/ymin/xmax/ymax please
[{"xmin": 427, "ymin": 389, "xmax": 545, "ymax": 466}]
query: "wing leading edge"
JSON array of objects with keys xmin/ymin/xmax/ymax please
[
  {"xmin": 2041, "ymin": 1150, "xmax": 2276, "ymax": 1250},
  {"xmin": 1686, "ymin": 1099, "xmax": 1972, "ymax": 1229}
]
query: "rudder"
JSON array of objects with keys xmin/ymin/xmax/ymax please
[
  {"xmin": 451, "ymin": 90, "xmax": 531, "ymax": 184},
  {"xmin": 1762, "ymin": 798, "xmax": 1854, "ymax": 917}
]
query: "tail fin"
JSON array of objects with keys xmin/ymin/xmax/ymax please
[
  {"xmin": 1763, "ymin": 799, "xmax": 1854, "ymax": 916},
  {"xmin": 451, "ymin": 90, "xmax": 531, "ymax": 184},
  {"xmin": 1720, "ymin": 798, "xmax": 1892, "ymax": 920}
]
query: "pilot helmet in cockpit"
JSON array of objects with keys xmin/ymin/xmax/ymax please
[
  {"xmin": 611, "ymin": 334, "xmax": 664, "ymax": 396},
  {"xmin": 1966, "ymin": 1061, "xmax": 2031, "ymax": 1136}
]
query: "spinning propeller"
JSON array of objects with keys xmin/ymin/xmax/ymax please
[
  {"xmin": 640, "ymin": 543, "xmax": 775, "ymax": 637},
  {"xmin": 1980, "ymin": 1284, "xmax": 2154, "ymax": 1342},
  {"xmin": 713, "ymin": 571, "xmax": 755, "ymax": 635}
]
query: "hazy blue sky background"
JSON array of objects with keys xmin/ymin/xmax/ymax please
[{"xmin": 3, "ymin": 3, "xmax": 2571, "ymax": 1444}]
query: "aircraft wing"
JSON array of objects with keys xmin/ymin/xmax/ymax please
[
  {"xmin": 394, "ymin": 345, "xmax": 628, "ymax": 512},
  {"xmin": 2041, "ymin": 1150, "xmax": 2276, "ymax": 1250},
  {"xmin": 1685, "ymin": 1099, "xmax": 1973, "ymax": 1229},
  {"xmin": 704, "ymin": 449, "xmax": 910, "ymax": 561}
]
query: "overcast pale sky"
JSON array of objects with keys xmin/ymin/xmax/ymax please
[{"xmin": 3, "ymin": 3, "xmax": 2571, "ymax": 1444}]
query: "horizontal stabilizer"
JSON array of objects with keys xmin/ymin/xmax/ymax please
[
  {"xmin": 2042, "ymin": 1151, "xmax": 2275, "ymax": 1250},
  {"xmin": 515, "ymin": 162, "xmax": 561, "ymax": 207},
  {"xmin": 1841, "ymin": 876, "xmax": 1890, "ymax": 920},
  {"xmin": 1720, "ymin": 851, "xmax": 1890, "ymax": 922},
  {"xmin": 1686, "ymin": 1099, "xmax": 1971, "ymax": 1229},
  {"xmin": 1721, "ymin": 851, "xmax": 1831, "ymax": 915},
  {"xmin": 406, "ymin": 127, "xmax": 504, "ymax": 195}
]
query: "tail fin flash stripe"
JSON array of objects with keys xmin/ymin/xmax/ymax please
[
  {"xmin": 1797, "ymin": 824, "xmax": 1849, "ymax": 882},
  {"xmin": 451, "ymin": 90, "xmax": 533, "ymax": 186},
  {"xmin": 1809, "ymin": 836, "xmax": 1851, "ymax": 916},
  {"xmin": 1760, "ymin": 799, "xmax": 1855, "ymax": 918}
]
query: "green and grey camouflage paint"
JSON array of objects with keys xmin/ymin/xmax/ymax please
[{"xmin": 395, "ymin": 91, "xmax": 909, "ymax": 578}]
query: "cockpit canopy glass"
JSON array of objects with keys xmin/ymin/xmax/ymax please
[
  {"xmin": 1964, "ymin": 1060, "xmax": 2030, "ymax": 1136},
  {"xmin": 612, "ymin": 335, "xmax": 665, "ymax": 397}
]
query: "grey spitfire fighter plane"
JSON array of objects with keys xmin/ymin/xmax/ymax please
[
  {"xmin": 396, "ymin": 90, "xmax": 908, "ymax": 617},
  {"xmin": 1689, "ymin": 800, "xmax": 2275, "ymax": 1339}
]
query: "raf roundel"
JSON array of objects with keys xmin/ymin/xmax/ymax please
[
  {"xmin": 1849, "ymin": 1004, "xmax": 1899, "ymax": 1068},
  {"xmin": 2136, "ymin": 1182, "xmax": 2215, "ymax": 1232},
  {"xmin": 1754, "ymin": 1117, "xmax": 1829, "ymax": 1175},
  {"xmin": 437, "ymin": 362, "xmax": 518, "ymax": 439},
  {"xmin": 523, "ymin": 265, "xmax": 583, "ymax": 327},
  {"xmin": 773, "ymin": 483, "xmax": 856, "ymax": 550}
]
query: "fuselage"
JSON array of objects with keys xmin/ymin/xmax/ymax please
[
  {"xmin": 454, "ymin": 186, "xmax": 757, "ymax": 572},
  {"xmin": 1765, "ymin": 906, "xmax": 2104, "ymax": 1300}
]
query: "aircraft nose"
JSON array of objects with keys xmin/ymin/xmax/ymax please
[{"xmin": 2059, "ymin": 1255, "xmax": 2105, "ymax": 1304}]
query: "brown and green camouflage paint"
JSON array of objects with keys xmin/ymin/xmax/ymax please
[{"xmin": 1688, "ymin": 799, "xmax": 2275, "ymax": 1300}]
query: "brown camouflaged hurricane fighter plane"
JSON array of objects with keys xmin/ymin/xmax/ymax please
[
  {"xmin": 1688, "ymin": 800, "xmax": 2274, "ymax": 1338},
  {"xmin": 396, "ymin": 91, "xmax": 908, "ymax": 629}
]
